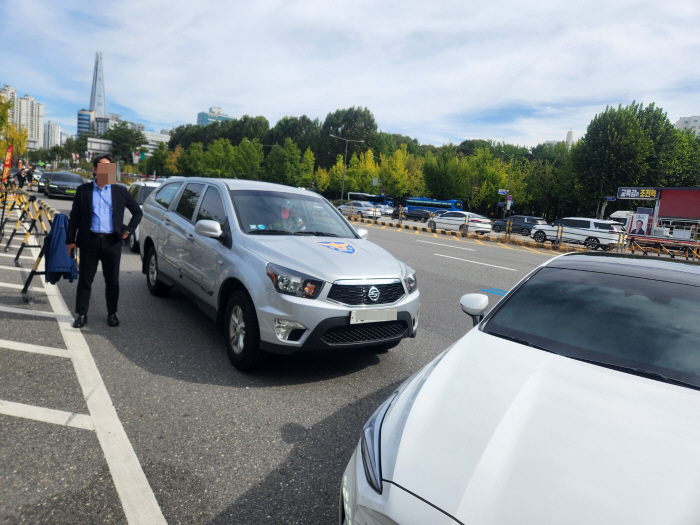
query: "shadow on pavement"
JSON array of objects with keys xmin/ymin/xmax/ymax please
[{"xmin": 211, "ymin": 382, "xmax": 399, "ymax": 524}]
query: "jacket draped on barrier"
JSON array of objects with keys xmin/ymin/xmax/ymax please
[{"xmin": 44, "ymin": 214, "xmax": 78, "ymax": 284}]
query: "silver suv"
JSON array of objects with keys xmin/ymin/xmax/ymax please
[{"xmin": 139, "ymin": 178, "xmax": 420, "ymax": 370}]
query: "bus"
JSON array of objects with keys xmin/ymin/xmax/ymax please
[
  {"xmin": 346, "ymin": 192, "xmax": 394, "ymax": 207},
  {"xmin": 403, "ymin": 197, "xmax": 463, "ymax": 212}
]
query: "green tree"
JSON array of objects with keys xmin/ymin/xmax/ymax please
[
  {"xmin": 233, "ymin": 138, "xmax": 264, "ymax": 180},
  {"xmin": 176, "ymin": 142, "xmax": 206, "ymax": 176},
  {"xmin": 103, "ymin": 122, "xmax": 147, "ymax": 164},
  {"xmin": 380, "ymin": 145, "xmax": 411, "ymax": 197},
  {"xmin": 204, "ymin": 138, "xmax": 236, "ymax": 177},
  {"xmin": 263, "ymin": 138, "xmax": 301, "ymax": 185},
  {"xmin": 298, "ymin": 147, "xmax": 315, "ymax": 188},
  {"xmin": 571, "ymin": 105, "xmax": 653, "ymax": 217},
  {"xmin": 314, "ymin": 166, "xmax": 330, "ymax": 193},
  {"xmin": 146, "ymin": 142, "xmax": 170, "ymax": 177},
  {"xmin": 318, "ymin": 107, "xmax": 377, "ymax": 169},
  {"xmin": 263, "ymin": 116, "xmax": 321, "ymax": 156}
]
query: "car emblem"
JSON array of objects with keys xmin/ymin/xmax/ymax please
[{"xmin": 368, "ymin": 286, "xmax": 380, "ymax": 302}]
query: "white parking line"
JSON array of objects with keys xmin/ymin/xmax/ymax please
[
  {"xmin": 0, "ymin": 399, "xmax": 95, "ymax": 431},
  {"xmin": 434, "ymin": 253, "xmax": 517, "ymax": 271},
  {"xmin": 417, "ymin": 240, "xmax": 475, "ymax": 251},
  {"xmin": 0, "ymin": 338, "xmax": 70, "ymax": 358},
  {"xmin": 0, "ymin": 304, "xmax": 70, "ymax": 319},
  {"xmin": 43, "ymin": 263, "xmax": 167, "ymax": 524}
]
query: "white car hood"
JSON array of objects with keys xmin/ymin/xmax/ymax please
[
  {"xmin": 242, "ymin": 235, "xmax": 404, "ymax": 282},
  {"xmin": 382, "ymin": 329, "xmax": 700, "ymax": 524}
]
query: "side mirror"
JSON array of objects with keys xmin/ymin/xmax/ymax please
[
  {"xmin": 194, "ymin": 219, "xmax": 223, "ymax": 239},
  {"xmin": 356, "ymin": 228, "xmax": 369, "ymax": 240},
  {"xmin": 460, "ymin": 293, "xmax": 489, "ymax": 327}
]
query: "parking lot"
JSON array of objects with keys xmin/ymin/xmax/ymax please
[{"xmin": 1, "ymin": 194, "xmax": 554, "ymax": 523}]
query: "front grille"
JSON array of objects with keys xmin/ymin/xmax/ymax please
[
  {"xmin": 327, "ymin": 282, "xmax": 405, "ymax": 305},
  {"xmin": 321, "ymin": 321, "xmax": 408, "ymax": 345}
]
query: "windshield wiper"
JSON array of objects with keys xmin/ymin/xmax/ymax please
[
  {"xmin": 290, "ymin": 231, "xmax": 339, "ymax": 237},
  {"xmin": 488, "ymin": 332, "xmax": 554, "ymax": 353},
  {"xmin": 247, "ymin": 229, "xmax": 292, "ymax": 235}
]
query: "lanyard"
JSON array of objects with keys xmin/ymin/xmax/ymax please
[{"xmin": 96, "ymin": 186, "xmax": 113, "ymax": 210}]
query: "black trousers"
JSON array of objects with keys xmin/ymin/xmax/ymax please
[{"xmin": 75, "ymin": 233, "xmax": 122, "ymax": 316}]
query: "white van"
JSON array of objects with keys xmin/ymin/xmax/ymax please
[{"xmin": 530, "ymin": 217, "xmax": 625, "ymax": 250}]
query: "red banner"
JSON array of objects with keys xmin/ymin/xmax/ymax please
[{"xmin": 1, "ymin": 146, "xmax": 13, "ymax": 184}]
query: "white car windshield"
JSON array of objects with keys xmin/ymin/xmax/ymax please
[
  {"xmin": 230, "ymin": 190, "xmax": 357, "ymax": 237},
  {"xmin": 484, "ymin": 266, "xmax": 700, "ymax": 388}
]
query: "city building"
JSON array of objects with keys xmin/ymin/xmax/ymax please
[
  {"xmin": 1, "ymin": 85, "xmax": 45, "ymax": 150},
  {"xmin": 675, "ymin": 116, "xmax": 700, "ymax": 134},
  {"xmin": 143, "ymin": 131, "xmax": 173, "ymax": 155},
  {"xmin": 197, "ymin": 106, "xmax": 234, "ymax": 126},
  {"xmin": 44, "ymin": 121, "xmax": 61, "ymax": 149},
  {"xmin": 566, "ymin": 130, "xmax": 574, "ymax": 148},
  {"xmin": 77, "ymin": 109, "xmax": 95, "ymax": 136},
  {"xmin": 128, "ymin": 122, "xmax": 145, "ymax": 132},
  {"xmin": 60, "ymin": 132, "xmax": 75, "ymax": 146},
  {"xmin": 90, "ymin": 51, "xmax": 107, "ymax": 117},
  {"xmin": 160, "ymin": 129, "xmax": 173, "ymax": 136}
]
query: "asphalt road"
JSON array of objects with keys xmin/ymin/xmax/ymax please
[{"xmin": 1, "ymin": 192, "xmax": 553, "ymax": 524}]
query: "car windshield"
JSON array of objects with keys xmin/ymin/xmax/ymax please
[
  {"xmin": 484, "ymin": 266, "xmax": 700, "ymax": 388},
  {"xmin": 50, "ymin": 173, "xmax": 84, "ymax": 184},
  {"xmin": 230, "ymin": 190, "xmax": 358, "ymax": 237}
]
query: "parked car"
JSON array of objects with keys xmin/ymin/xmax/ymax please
[
  {"xmin": 44, "ymin": 172, "xmax": 85, "ymax": 199},
  {"xmin": 36, "ymin": 172, "xmax": 52, "ymax": 193},
  {"xmin": 428, "ymin": 211, "xmax": 492, "ymax": 235},
  {"xmin": 127, "ymin": 181, "xmax": 162, "ymax": 252},
  {"xmin": 139, "ymin": 178, "xmax": 420, "ymax": 370},
  {"xmin": 530, "ymin": 217, "xmax": 625, "ymax": 250},
  {"xmin": 492, "ymin": 215, "xmax": 548, "ymax": 235},
  {"xmin": 337, "ymin": 201, "xmax": 383, "ymax": 219},
  {"xmin": 391, "ymin": 207, "xmax": 431, "ymax": 222},
  {"xmin": 341, "ymin": 252, "xmax": 700, "ymax": 524}
]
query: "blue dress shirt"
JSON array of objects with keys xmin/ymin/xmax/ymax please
[{"xmin": 91, "ymin": 181, "xmax": 114, "ymax": 233}]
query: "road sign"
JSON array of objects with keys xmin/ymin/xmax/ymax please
[
  {"xmin": 507, "ymin": 201, "xmax": 512, "ymax": 210},
  {"xmin": 498, "ymin": 189, "xmax": 507, "ymax": 195},
  {"xmin": 604, "ymin": 196, "xmax": 616, "ymax": 201},
  {"xmin": 372, "ymin": 177, "xmax": 378, "ymax": 187},
  {"xmin": 497, "ymin": 202, "xmax": 505, "ymax": 207},
  {"xmin": 507, "ymin": 195, "xmax": 513, "ymax": 201}
]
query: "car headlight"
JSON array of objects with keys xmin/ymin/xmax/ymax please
[
  {"xmin": 49, "ymin": 184, "xmax": 57, "ymax": 188},
  {"xmin": 403, "ymin": 264, "xmax": 418, "ymax": 294},
  {"xmin": 361, "ymin": 392, "xmax": 397, "ymax": 494},
  {"xmin": 266, "ymin": 263, "xmax": 324, "ymax": 299}
]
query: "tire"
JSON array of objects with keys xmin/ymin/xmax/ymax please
[
  {"xmin": 533, "ymin": 231, "xmax": 547, "ymax": 243},
  {"xmin": 146, "ymin": 247, "xmax": 171, "ymax": 297},
  {"xmin": 493, "ymin": 225, "xmax": 501, "ymax": 233},
  {"xmin": 129, "ymin": 233, "xmax": 139, "ymax": 253},
  {"xmin": 584, "ymin": 237, "xmax": 600, "ymax": 250},
  {"xmin": 420, "ymin": 217, "xmax": 427, "ymax": 223},
  {"xmin": 224, "ymin": 290, "xmax": 265, "ymax": 371},
  {"xmin": 459, "ymin": 224, "xmax": 468, "ymax": 233},
  {"xmin": 358, "ymin": 212, "xmax": 364, "ymax": 219},
  {"xmin": 521, "ymin": 228, "xmax": 530, "ymax": 236},
  {"xmin": 428, "ymin": 220, "xmax": 436, "ymax": 230}
]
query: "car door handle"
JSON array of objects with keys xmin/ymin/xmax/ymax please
[
  {"xmin": 186, "ymin": 233, "xmax": 195, "ymax": 240},
  {"xmin": 164, "ymin": 219, "xmax": 171, "ymax": 225}
]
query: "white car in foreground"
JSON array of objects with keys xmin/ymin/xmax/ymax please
[{"xmin": 341, "ymin": 253, "xmax": 700, "ymax": 524}]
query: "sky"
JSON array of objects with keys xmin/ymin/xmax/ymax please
[{"xmin": 2, "ymin": 0, "xmax": 699, "ymax": 148}]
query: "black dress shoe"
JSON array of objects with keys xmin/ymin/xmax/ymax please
[
  {"xmin": 73, "ymin": 315, "xmax": 88, "ymax": 328},
  {"xmin": 107, "ymin": 314, "xmax": 120, "ymax": 327}
]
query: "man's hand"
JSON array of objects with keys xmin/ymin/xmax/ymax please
[
  {"xmin": 122, "ymin": 231, "xmax": 129, "ymax": 240},
  {"xmin": 66, "ymin": 243, "xmax": 76, "ymax": 256}
]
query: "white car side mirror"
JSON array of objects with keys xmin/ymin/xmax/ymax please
[
  {"xmin": 195, "ymin": 219, "xmax": 223, "ymax": 239},
  {"xmin": 357, "ymin": 228, "xmax": 369, "ymax": 240},
  {"xmin": 460, "ymin": 293, "xmax": 489, "ymax": 327}
]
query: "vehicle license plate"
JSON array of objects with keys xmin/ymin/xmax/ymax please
[
  {"xmin": 66, "ymin": 189, "xmax": 76, "ymax": 194},
  {"xmin": 350, "ymin": 308, "xmax": 397, "ymax": 324}
]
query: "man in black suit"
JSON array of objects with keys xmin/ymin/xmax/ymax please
[
  {"xmin": 630, "ymin": 220, "xmax": 646, "ymax": 235},
  {"xmin": 66, "ymin": 155, "xmax": 142, "ymax": 328}
]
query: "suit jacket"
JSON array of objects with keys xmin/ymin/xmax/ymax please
[{"xmin": 66, "ymin": 181, "xmax": 143, "ymax": 248}]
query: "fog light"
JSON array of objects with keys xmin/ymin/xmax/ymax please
[{"xmin": 274, "ymin": 319, "xmax": 307, "ymax": 341}]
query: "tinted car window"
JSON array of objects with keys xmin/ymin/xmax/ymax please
[
  {"xmin": 196, "ymin": 187, "xmax": 226, "ymax": 226},
  {"xmin": 569, "ymin": 219, "xmax": 591, "ymax": 228},
  {"xmin": 442, "ymin": 212, "xmax": 456, "ymax": 218},
  {"xmin": 230, "ymin": 190, "xmax": 357, "ymax": 237},
  {"xmin": 594, "ymin": 222, "xmax": 622, "ymax": 231},
  {"xmin": 129, "ymin": 185, "xmax": 139, "ymax": 198},
  {"xmin": 138, "ymin": 186, "xmax": 157, "ymax": 205},
  {"xmin": 50, "ymin": 173, "xmax": 84, "ymax": 184},
  {"xmin": 484, "ymin": 267, "xmax": 700, "ymax": 387},
  {"xmin": 175, "ymin": 183, "xmax": 204, "ymax": 222},
  {"xmin": 154, "ymin": 182, "xmax": 182, "ymax": 209}
]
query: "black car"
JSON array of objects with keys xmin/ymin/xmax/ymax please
[
  {"xmin": 391, "ymin": 208, "xmax": 431, "ymax": 222},
  {"xmin": 492, "ymin": 215, "xmax": 548, "ymax": 235},
  {"xmin": 36, "ymin": 172, "xmax": 52, "ymax": 193},
  {"xmin": 44, "ymin": 172, "xmax": 85, "ymax": 199}
]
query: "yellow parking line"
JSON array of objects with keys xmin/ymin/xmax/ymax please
[
  {"xmin": 472, "ymin": 238, "xmax": 485, "ymax": 245},
  {"xmin": 519, "ymin": 245, "xmax": 546, "ymax": 254},
  {"xmin": 492, "ymin": 241, "xmax": 515, "ymax": 250}
]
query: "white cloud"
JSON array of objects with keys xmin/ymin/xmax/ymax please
[{"xmin": 2, "ymin": 0, "xmax": 699, "ymax": 146}]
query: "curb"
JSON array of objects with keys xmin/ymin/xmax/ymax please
[{"xmin": 348, "ymin": 216, "xmax": 586, "ymax": 254}]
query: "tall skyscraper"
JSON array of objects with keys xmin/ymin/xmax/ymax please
[
  {"xmin": 44, "ymin": 121, "xmax": 61, "ymax": 149},
  {"xmin": 566, "ymin": 130, "xmax": 574, "ymax": 148},
  {"xmin": 89, "ymin": 51, "xmax": 106, "ymax": 117},
  {"xmin": 1, "ymin": 85, "xmax": 45, "ymax": 150},
  {"xmin": 77, "ymin": 109, "xmax": 95, "ymax": 136}
]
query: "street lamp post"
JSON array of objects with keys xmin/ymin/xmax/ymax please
[
  {"xmin": 330, "ymin": 133, "xmax": 364, "ymax": 204},
  {"xmin": 500, "ymin": 150, "xmax": 514, "ymax": 219}
]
